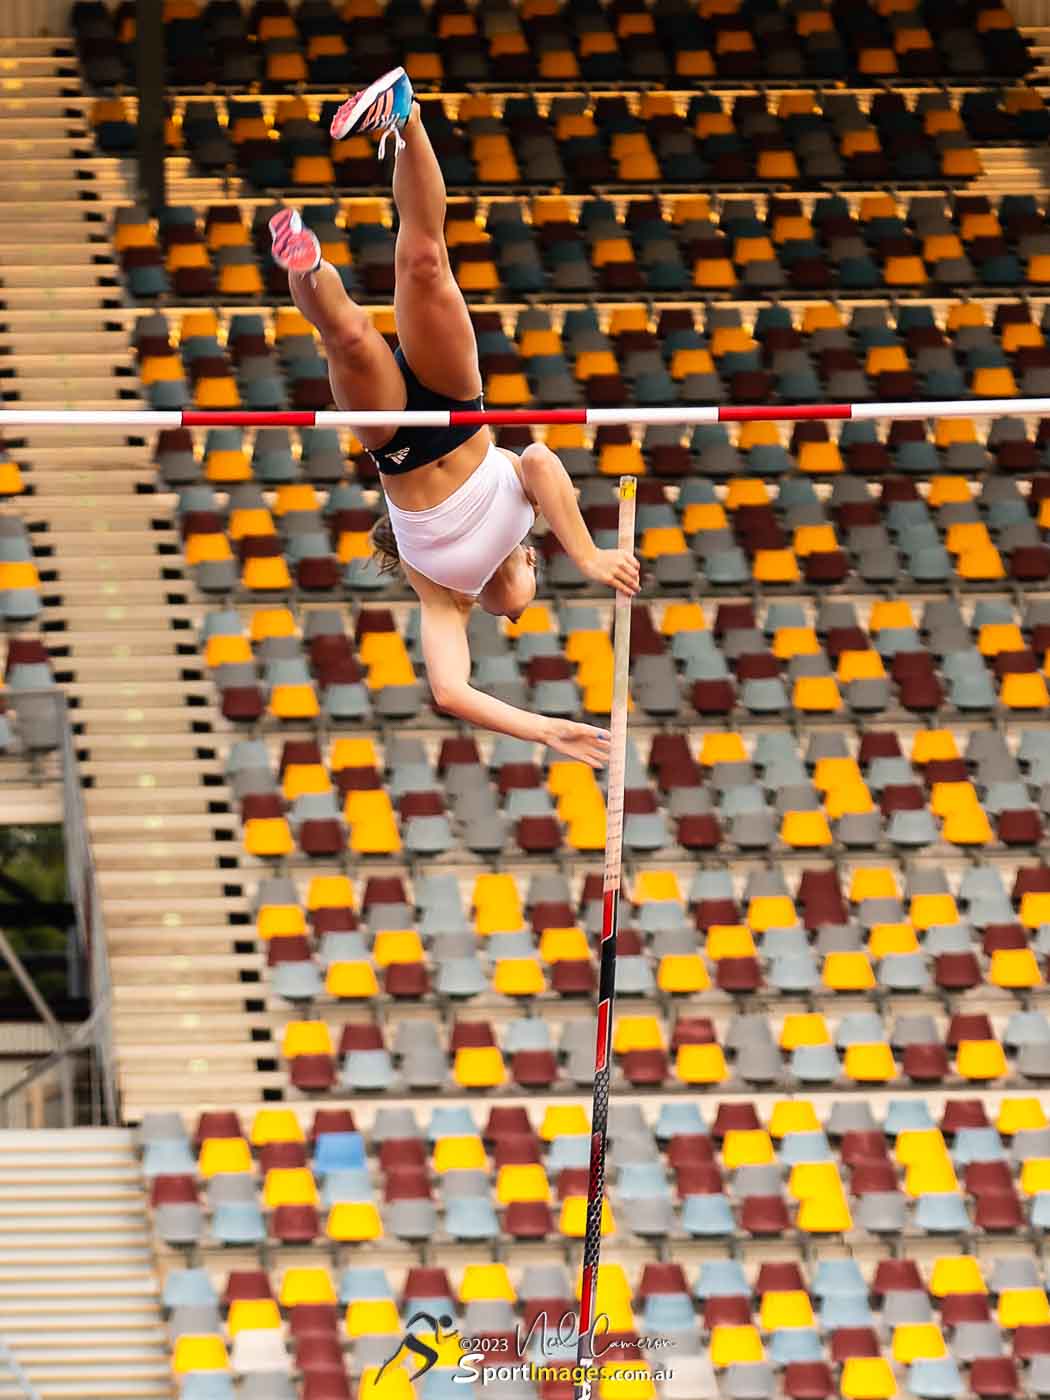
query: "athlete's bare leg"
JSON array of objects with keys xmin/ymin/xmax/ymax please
[{"xmin": 390, "ymin": 105, "xmax": 481, "ymax": 401}]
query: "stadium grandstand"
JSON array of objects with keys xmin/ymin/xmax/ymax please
[{"xmin": 5, "ymin": 0, "xmax": 1050, "ymax": 1397}]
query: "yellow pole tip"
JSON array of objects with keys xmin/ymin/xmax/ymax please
[{"xmin": 619, "ymin": 477, "xmax": 637, "ymax": 500}]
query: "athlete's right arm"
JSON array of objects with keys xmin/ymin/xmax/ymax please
[{"xmin": 407, "ymin": 566, "xmax": 612, "ymax": 768}]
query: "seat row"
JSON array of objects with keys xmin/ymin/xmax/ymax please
[
  {"xmin": 119, "ymin": 185, "xmax": 1050, "ymax": 303},
  {"xmin": 159, "ymin": 1251, "xmax": 1050, "ymax": 1399},
  {"xmin": 98, "ymin": 88, "xmax": 990, "ymax": 192},
  {"xmin": 74, "ymin": 0, "xmax": 1031, "ymax": 93}
]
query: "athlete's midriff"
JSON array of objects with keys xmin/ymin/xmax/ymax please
[{"xmin": 378, "ymin": 425, "xmax": 493, "ymax": 511}]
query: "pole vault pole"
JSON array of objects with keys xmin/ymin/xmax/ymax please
[{"xmin": 574, "ymin": 476, "xmax": 636, "ymax": 1400}]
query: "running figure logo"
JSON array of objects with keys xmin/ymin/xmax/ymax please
[{"xmin": 375, "ymin": 1312, "xmax": 456, "ymax": 1385}]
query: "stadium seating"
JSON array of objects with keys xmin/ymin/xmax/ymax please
[
  {"xmin": 74, "ymin": 0, "xmax": 1032, "ymax": 91},
  {"xmin": 111, "ymin": 191, "xmax": 1050, "ymax": 302},
  {"xmin": 59, "ymin": 6, "xmax": 1050, "ymax": 1400}
]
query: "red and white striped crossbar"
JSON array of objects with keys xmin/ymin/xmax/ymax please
[{"xmin": 0, "ymin": 397, "xmax": 1048, "ymax": 428}]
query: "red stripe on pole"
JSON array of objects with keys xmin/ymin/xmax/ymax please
[
  {"xmin": 180, "ymin": 411, "xmax": 320, "ymax": 427},
  {"xmin": 579, "ymin": 1264, "xmax": 595, "ymax": 1333},
  {"xmin": 450, "ymin": 408, "xmax": 589, "ymax": 426},
  {"xmin": 719, "ymin": 402, "xmax": 853, "ymax": 422},
  {"xmin": 594, "ymin": 1000, "xmax": 610, "ymax": 1074},
  {"xmin": 599, "ymin": 889, "xmax": 618, "ymax": 942}
]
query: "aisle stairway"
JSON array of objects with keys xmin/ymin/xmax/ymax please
[
  {"xmin": 0, "ymin": 39, "xmax": 284, "ymax": 1120},
  {"xmin": 0, "ymin": 1130, "xmax": 170, "ymax": 1399}
]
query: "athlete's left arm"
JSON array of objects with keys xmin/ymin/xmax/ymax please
[{"xmin": 514, "ymin": 442, "xmax": 640, "ymax": 594}]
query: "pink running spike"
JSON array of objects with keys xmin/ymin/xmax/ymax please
[{"xmin": 268, "ymin": 209, "xmax": 321, "ymax": 274}]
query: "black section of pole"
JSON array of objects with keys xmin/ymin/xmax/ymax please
[{"xmin": 135, "ymin": 0, "xmax": 167, "ymax": 216}]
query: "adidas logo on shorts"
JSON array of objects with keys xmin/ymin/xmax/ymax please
[{"xmin": 385, "ymin": 446, "xmax": 411, "ymax": 465}]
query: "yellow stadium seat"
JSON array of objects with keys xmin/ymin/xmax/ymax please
[
  {"xmin": 305, "ymin": 875, "xmax": 353, "ymax": 911},
  {"xmin": 677, "ymin": 48, "xmax": 716, "ymax": 75},
  {"xmin": 747, "ymin": 895, "xmax": 796, "ymax": 932},
  {"xmin": 813, "ymin": 757, "xmax": 862, "ymax": 792},
  {"xmin": 753, "ymin": 549, "xmax": 800, "ymax": 583},
  {"xmin": 282, "ymin": 764, "xmax": 330, "ymax": 802},
  {"xmin": 1002, "ymin": 673, "xmax": 1050, "ymax": 709},
  {"xmin": 779, "ymin": 1013, "xmax": 830, "ymax": 1050},
  {"xmin": 797, "ymin": 440, "xmax": 843, "ymax": 474},
  {"xmin": 990, "ymin": 948, "xmax": 1041, "ymax": 989},
  {"xmin": 228, "ymin": 1298, "xmax": 281, "ymax": 1335},
  {"xmin": 941, "ymin": 805, "xmax": 993, "ymax": 846},
  {"xmin": 346, "ymin": 792, "xmax": 400, "ymax": 855},
  {"xmin": 910, "ymin": 893, "xmax": 958, "ymax": 929},
  {"xmin": 934, "ymin": 417, "xmax": 978, "ymax": 446},
  {"xmin": 792, "ymin": 677, "xmax": 841, "ymax": 712},
  {"xmin": 539, "ymin": 927, "xmax": 590, "ymax": 963},
  {"xmin": 722, "ymin": 1130, "xmax": 774, "ymax": 1168},
  {"xmin": 794, "ymin": 524, "xmax": 838, "ymax": 555},
  {"xmin": 263, "ymin": 1167, "xmax": 318, "ymax": 1209},
  {"xmin": 184, "ymin": 535, "xmax": 231, "ymax": 566},
  {"xmin": 844, "ymin": 1042, "xmax": 897, "ymax": 1082},
  {"xmin": 896, "ymin": 1128, "xmax": 947, "ymax": 1166},
  {"xmin": 281, "ymin": 1021, "xmax": 333, "ymax": 1059},
  {"xmin": 279, "ymin": 1268, "xmax": 335, "ymax": 1308},
  {"xmin": 268, "ymin": 685, "xmax": 319, "ymax": 722},
  {"xmin": 955, "ymin": 1040, "xmax": 1008, "ymax": 1080},
  {"xmin": 822, "ymin": 951, "xmax": 876, "ymax": 991},
  {"xmin": 761, "ymin": 1291, "xmax": 815, "ymax": 1330},
  {"xmin": 768, "ymin": 1099, "xmax": 821, "ymax": 1136},
  {"xmin": 868, "ymin": 924, "xmax": 919, "ymax": 958},
  {"xmin": 681, "ymin": 501, "xmax": 727, "ymax": 533},
  {"xmin": 657, "ymin": 954, "xmax": 710, "ymax": 994},
  {"xmin": 458, "ymin": 1263, "xmax": 515, "ymax": 1303},
  {"xmin": 943, "ymin": 149, "xmax": 982, "ymax": 178},
  {"xmin": 540, "ymin": 1104, "xmax": 589, "ymax": 1140},
  {"xmin": 325, "ymin": 962, "xmax": 379, "ymax": 999},
  {"xmin": 453, "ymin": 1047, "xmax": 506, "ymax": 1089},
  {"xmin": 372, "ymin": 930, "xmax": 423, "ymax": 966},
  {"xmin": 911, "ymin": 729, "xmax": 957, "ymax": 763},
  {"xmin": 710, "ymin": 1326, "xmax": 764, "ymax": 1367},
  {"xmin": 613, "ymin": 1016, "xmax": 665, "ymax": 1055},
  {"xmin": 327, "ymin": 1201, "xmax": 382, "ymax": 1242},
  {"xmin": 496, "ymin": 1164, "xmax": 550, "ymax": 1204},
  {"xmin": 244, "ymin": 817, "xmax": 294, "ymax": 858},
  {"xmin": 693, "ymin": 257, "xmax": 737, "ymax": 289},
  {"xmin": 1022, "ymin": 892, "xmax": 1050, "ymax": 928},
  {"xmin": 198, "ymin": 1138, "xmax": 252, "ymax": 1177},
  {"xmin": 641, "ymin": 527, "xmax": 687, "ymax": 559},
  {"xmin": 998, "ymin": 1289, "xmax": 1050, "ymax": 1328},
  {"xmin": 840, "ymin": 1357, "xmax": 897, "ymax": 1399},
  {"xmin": 257, "ymin": 906, "xmax": 306, "ymax": 939},
  {"xmin": 929, "ymin": 1257, "xmax": 986, "ymax": 1297},
  {"xmin": 998, "ymin": 1098, "xmax": 1047, "ymax": 1134},
  {"xmin": 698, "ymin": 731, "xmax": 748, "ymax": 766},
  {"xmin": 973, "ymin": 366, "xmax": 1018, "ymax": 397},
  {"xmin": 243, "ymin": 557, "xmax": 292, "ymax": 592},
  {"xmin": 492, "ymin": 958, "xmax": 545, "ymax": 997},
  {"xmin": 560, "ymin": 1195, "xmax": 615, "ymax": 1237},
  {"xmin": 172, "ymin": 1335, "xmax": 228, "ymax": 1374},
  {"xmin": 676, "ymin": 1043, "xmax": 727, "ymax": 1084},
  {"xmin": 251, "ymin": 1108, "xmax": 303, "ymax": 1145},
  {"xmin": 780, "ymin": 811, "xmax": 833, "ymax": 847},
  {"xmin": 431, "ymin": 1136, "xmax": 487, "ymax": 1173},
  {"xmin": 705, "ymin": 925, "xmax": 755, "ymax": 961},
  {"xmin": 850, "ymin": 867, "xmax": 898, "ymax": 902},
  {"xmin": 358, "ymin": 1367, "xmax": 414, "ymax": 1399},
  {"xmin": 797, "ymin": 1190, "xmax": 852, "ymax": 1234},
  {"xmin": 1022, "ymin": 1159, "xmax": 1050, "ymax": 1194},
  {"xmin": 773, "ymin": 626, "xmax": 820, "ymax": 659},
  {"xmin": 346, "ymin": 1299, "xmax": 400, "ymax": 1337},
  {"xmin": 870, "ymin": 599, "xmax": 915, "ymax": 630}
]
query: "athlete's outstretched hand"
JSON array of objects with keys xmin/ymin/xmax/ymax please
[
  {"xmin": 580, "ymin": 547, "xmax": 641, "ymax": 595},
  {"xmin": 546, "ymin": 719, "xmax": 612, "ymax": 768}
]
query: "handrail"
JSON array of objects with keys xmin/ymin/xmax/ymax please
[
  {"xmin": 0, "ymin": 1333, "xmax": 42, "ymax": 1399},
  {"xmin": 0, "ymin": 689, "xmax": 117, "ymax": 1126}
]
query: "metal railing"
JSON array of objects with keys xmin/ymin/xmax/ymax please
[
  {"xmin": 0, "ymin": 1333, "xmax": 42, "ymax": 1400},
  {"xmin": 0, "ymin": 689, "xmax": 116, "ymax": 1127}
]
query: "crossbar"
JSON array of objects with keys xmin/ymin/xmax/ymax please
[{"xmin": 0, "ymin": 397, "xmax": 1045, "ymax": 427}]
